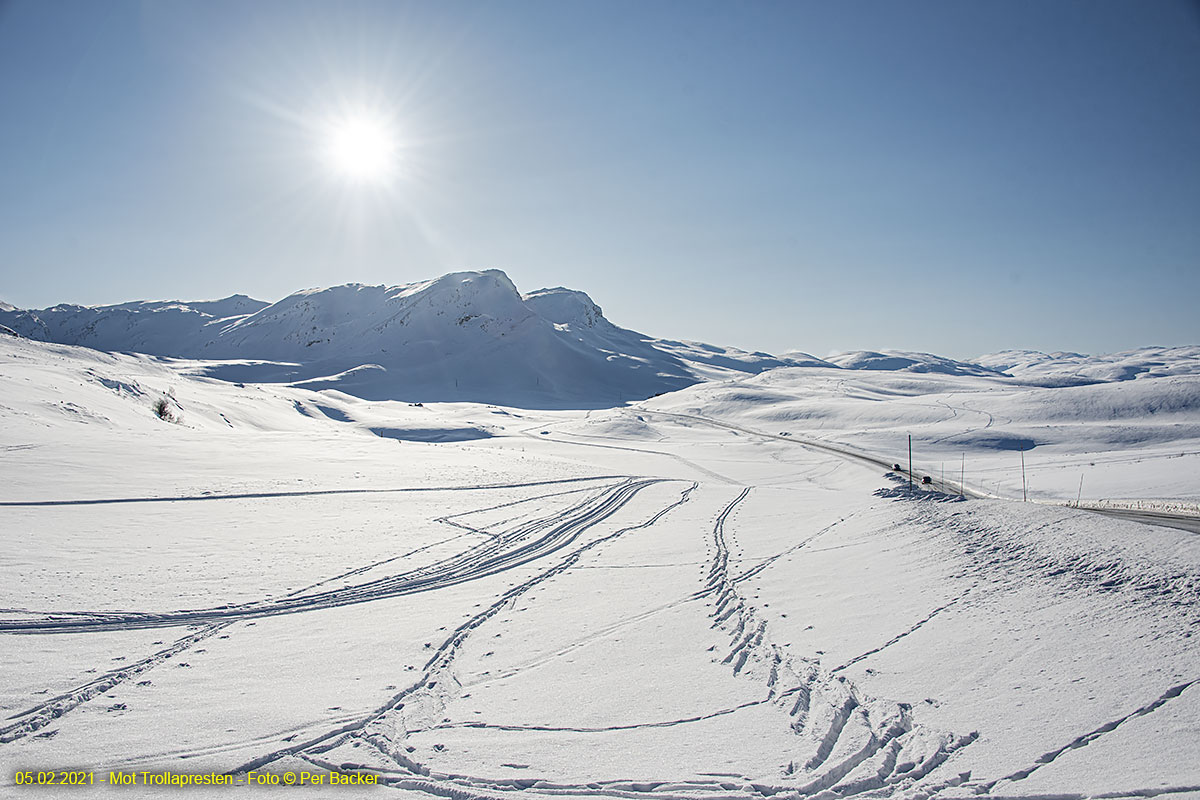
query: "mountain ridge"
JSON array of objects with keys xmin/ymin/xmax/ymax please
[
  {"xmin": 0, "ymin": 270, "xmax": 797, "ymax": 407},
  {"xmin": 2, "ymin": 270, "xmax": 1197, "ymax": 407}
]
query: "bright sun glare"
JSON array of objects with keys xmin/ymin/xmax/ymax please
[{"xmin": 327, "ymin": 117, "xmax": 395, "ymax": 182}]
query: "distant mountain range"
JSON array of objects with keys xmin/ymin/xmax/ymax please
[
  {"xmin": 2, "ymin": 270, "xmax": 1196, "ymax": 406},
  {"xmin": 0, "ymin": 271, "xmax": 794, "ymax": 407}
]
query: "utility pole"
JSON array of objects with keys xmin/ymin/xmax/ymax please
[
  {"xmin": 908, "ymin": 435, "xmax": 913, "ymax": 489},
  {"xmin": 1021, "ymin": 447, "xmax": 1027, "ymax": 502}
]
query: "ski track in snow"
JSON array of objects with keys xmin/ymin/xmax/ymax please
[
  {"xmin": 0, "ymin": 479, "xmax": 671, "ymax": 749},
  {"xmin": 0, "ymin": 623, "xmax": 231, "ymax": 743},
  {"xmin": 700, "ymin": 489, "xmax": 979, "ymax": 797},
  {"xmin": 228, "ymin": 482, "xmax": 702, "ymax": 779},
  {"xmin": 431, "ymin": 700, "xmax": 767, "ymax": 735},
  {"xmin": 928, "ymin": 396, "xmax": 997, "ymax": 444},
  {"xmin": 333, "ymin": 488, "xmax": 987, "ymax": 800},
  {"xmin": 81, "ymin": 481, "xmax": 977, "ymax": 800},
  {"xmin": 830, "ymin": 591, "xmax": 970, "ymax": 674},
  {"xmin": 4, "ymin": 344, "xmax": 1198, "ymax": 795},
  {"xmin": 984, "ymin": 679, "xmax": 1200, "ymax": 792},
  {"xmin": 518, "ymin": 420, "xmax": 740, "ymax": 485},
  {"xmin": 2, "ymin": 479, "xmax": 698, "ymax": 790},
  {"xmin": 0, "ymin": 479, "xmax": 656, "ymax": 634},
  {"xmin": 0, "ymin": 475, "xmax": 626, "ymax": 508},
  {"xmin": 2, "ymin": 484, "xmax": 987, "ymax": 798}
]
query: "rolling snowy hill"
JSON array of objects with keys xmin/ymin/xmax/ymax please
[
  {"xmin": 824, "ymin": 350, "xmax": 1009, "ymax": 377},
  {"xmin": 976, "ymin": 346, "xmax": 1200, "ymax": 386}
]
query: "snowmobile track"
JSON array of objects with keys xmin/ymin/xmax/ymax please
[
  {"xmin": 229, "ymin": 481, "xmax": 700, "ymax": 777},
  {"xmin": 0, "ymin": 479, "xmax": 660, "ymax": 634}
]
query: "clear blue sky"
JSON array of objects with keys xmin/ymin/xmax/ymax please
[{"xmin": 1, "ymin": 0, "xmax": 1197, "ymax": 358}]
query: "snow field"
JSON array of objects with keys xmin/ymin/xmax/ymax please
[{"xmin": 1, "ymin": 334, "xmax": 1198, "ymax": 799}]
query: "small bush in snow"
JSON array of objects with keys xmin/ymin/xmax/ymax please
[{"xmin": 153, "ymin": 396, "xmax": 176, "ymax": 423}]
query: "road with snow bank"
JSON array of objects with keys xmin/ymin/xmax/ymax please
[{"xmin": 635, "ymin": 409, "xmax": 1200, "ymax": 534}]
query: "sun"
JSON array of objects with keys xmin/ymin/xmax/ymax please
[{"xmin": 326, "ymin": 117, "xmax": 396, "ymax": 182}]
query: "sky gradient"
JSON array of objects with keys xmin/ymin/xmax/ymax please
[{"xmin": 1, "ymin": 0, "xmax": 1197, "ymax": 358}]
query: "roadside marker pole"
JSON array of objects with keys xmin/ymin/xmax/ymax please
[
  {"xmin": 960, "ymin": 453, "xmax": 965, "ymax": 497},
  {"xmin": 908, "ymin": 435, "xmax": 913, "ymax": 489},
  {"xmin": 1021, "ymin": 447, "xmax": 1027, "ymax": 502},
  {"xmin": 1077, "ymin": 474, "xmax": 1084, "ymax": 508}
]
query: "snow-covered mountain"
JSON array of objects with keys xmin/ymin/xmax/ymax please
[
  {"xmin": 0, "ymin": 271, "xmax": 797, "ymax": 407},
  {"xmin": 4, "ymin": 270, "xmax": 1197, "ymax": 406}
]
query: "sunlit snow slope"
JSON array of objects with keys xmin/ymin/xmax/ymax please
[{"xmin": 0, "ymin": 335, "xmax": 1198, "ymax": 799}]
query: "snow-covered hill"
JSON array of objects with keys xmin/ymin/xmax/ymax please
[
  {"xmin": 0, "ymin": 271, "xmax": 802, "ymax": 408},
  {"xmin": 636, "ymin": 364, "xmax": 1200, "ymax": 507},
  {"xmin": 976, "ymin": 346, "xmax": 1200, "ymax": 386},
  {"xmin": 4, "ymin": 271, "xmax": 1198, "ymax": 408},
  {"xmin": 825, "ymin": 349, "xmax": 1009, "ymax": 377}
]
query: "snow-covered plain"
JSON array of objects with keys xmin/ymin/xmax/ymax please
[
  {"xmin": 1, "ymin": 318, "xmax": 1198, "ymax": 799},
  {"xmin": 637, "ymin": 366, "xmax": 1200, "ymax": 514}
]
